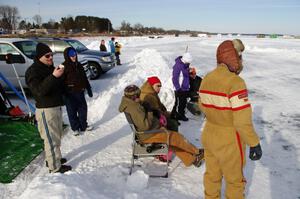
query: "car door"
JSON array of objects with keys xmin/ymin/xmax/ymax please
[{"xmin": 0, "ymin": 43, "xmax": 28, "ymax": 89}]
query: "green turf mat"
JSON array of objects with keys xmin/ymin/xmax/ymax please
[{"xmin": 0, "ymin": 120, "xmax": 43, "ymax": 183}]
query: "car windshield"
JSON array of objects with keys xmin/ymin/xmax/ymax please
[
  {"xmin": 66, "ymin": 40, "xmax": 88, "ymax": 52},
  {"xmin": 13, "ymin": 40, "xmax": 38, "ymax": 59}
]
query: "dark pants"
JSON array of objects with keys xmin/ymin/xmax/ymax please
[
  {"xmin": 167, "ymin": 117, "xmax": 178, "ymax": 131},
  {"xmin": 171, "ymin": 91, "xmax": 190, "ymax": 117},
  {"xmin": 115, "ymin": 52, "xmax": 121, "ymax": 65},
  {"xmin": 65, "ymin": 91, "xmax": 88, "ymax": 131}
]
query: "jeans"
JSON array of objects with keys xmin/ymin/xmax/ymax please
[{"xmin": 65, "ymin": 91, "xmax": 88, "ymax": 131}]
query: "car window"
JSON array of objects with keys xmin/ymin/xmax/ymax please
[
  {"xmin": 65, "ymin": 40, "xmax": 88, "ymax": 52},
  {"xmin": 0, "ymin": 43, "xmax": 19, "ymax": 55},
  {"xmin": 53, "ymin": 41, "xmax": 70, "ymax": 53},
  {"xmin": 37, "ymin": 41, "xmax": 53, "ymax": 50},
  {"xmin": 13, "ymin": 40, "xmax": 37, "ymax": 59}
]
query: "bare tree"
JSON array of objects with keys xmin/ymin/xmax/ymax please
[
  {"xmin": 120, "ymin": 20, "xmax": 131, "ymax": 32},
  {"xmin": 0, "ymin": 5, "xmax": 20, "ymax": 30},
  {"xmin": 32, "ymin": 14, "xmax": 42, "ymax": 27},
  {"xmin": 133, "ymin": 23, "xmax": 144, "ymax": 31}
]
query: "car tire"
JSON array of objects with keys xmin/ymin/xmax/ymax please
[{"xmin": 89, "ymin": 62, "xmax": 102, "ymax": 80}]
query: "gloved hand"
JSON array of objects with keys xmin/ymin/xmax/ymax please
[
  {"xmin": 87, "ymin": 87, "xmax": 93, "ymax": 98},
  {"xmin": 249, "ymin": 143, "xmax": 262, "ymax": 161},
  {"xmin": 159, "ymin": 114, "xmax": 167, "ymax": 127}
]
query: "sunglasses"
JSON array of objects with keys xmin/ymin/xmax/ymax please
[{"xmin": 44, "ymin": 53, "xmax": 53, "ymax": 58}]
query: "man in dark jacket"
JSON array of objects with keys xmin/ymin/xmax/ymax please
[
  {"xmin": 171, "ymin": 53, "xmax": 193, "ymax": 121},
  {"xmin": 62, "ymin": 47, "xmax": 93, "ymax": 136},
  {"xmin": 186, "ymin": 67, "xmax": 202, "ymax": 115},
  {"xmin": 25, "ymin": 43, "xmax": 72, "ymax": 173}
]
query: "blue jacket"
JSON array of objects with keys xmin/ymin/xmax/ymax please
[
  {"xmin": 172, "ymin": 56, "xmax": 190, "ymax": 91},
  {"xmin": 109, "ymin": 40, "xmax": 115, "ymax": 53}
]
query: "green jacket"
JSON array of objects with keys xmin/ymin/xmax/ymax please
[{"xmin": 119, "ymin": 96, "xmax": 160, "ymax": 135}]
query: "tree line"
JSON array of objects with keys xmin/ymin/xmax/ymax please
[
  {"xmin": 0, "ymin": 5, "xmax": 113, "ymax": 33},
  {"xmin": 0, "ymin": 5, "xmax": 202, "ymax": 35}
]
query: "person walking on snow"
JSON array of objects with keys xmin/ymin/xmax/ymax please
[
  {"xmin": 62, "ymin": 47, "xmax": 93, "ymax": 136},
  {"xmin": 119, "ymin": 85, "xmax": 204, "ymax": 167},
  {"xmin": 171, "ymin": 52, "xmax": 193, "ymax": 121},
  {"xmin": 25, "ymin": 43, "xmax": 72, "ymax": 173},
  {"xmin": 199, "ymin": 39, "xmax": 262, "ymax": 198}
]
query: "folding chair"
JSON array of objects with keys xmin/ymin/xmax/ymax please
[{"xmin": 124, "ymin": 112, "xmax": 170, "ymax": 178}]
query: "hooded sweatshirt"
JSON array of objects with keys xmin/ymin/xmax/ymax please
[{"xmin": 62, "ymin": 47, "xmax": 91, "ymax": 93}]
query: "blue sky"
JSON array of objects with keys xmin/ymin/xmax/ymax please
[{"xmin": 4, "ymin": 0, "xmax": 300, "ymax": 35}]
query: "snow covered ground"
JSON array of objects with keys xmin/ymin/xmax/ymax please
[{"xmin": 1, "ymin": 35, "xmax": 300, "ymax": 199}]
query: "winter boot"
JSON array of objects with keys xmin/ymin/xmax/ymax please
[
  {"xmin": 86, "ymin": 125, "xmax": 93, "ymax": 131},
  {"xmin": 52, "ymin": 165, "xmax": 72, "ymax": 173},
  {"xmin": 177, "ymin": 113, "xmax": 189, "ymax": 121},
  {"xmin": 193, "ymin": 149, "xmax": 204, "ymax": 167},
  {"xmin": 73, "ymin": 130, "xmax": 81, "ymax": 136},
  {"xmin": 46, "ymin": 158, "xmax": 67, "ymax": 167}
]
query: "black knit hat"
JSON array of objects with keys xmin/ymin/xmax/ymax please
[
  {"xmin": 124, "ymin": 85, "xmax": 140, "ymax": 99},
  {"xmin": 36, "ymin": 43, "xmax": 52, "ymax": 59}
]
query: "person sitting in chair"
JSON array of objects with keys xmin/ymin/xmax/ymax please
[
  {"xmin": 140, "ymin": 76, "xmax": 178, "ymax": 131},
  {"xmin": 119, "ymin": 84, "xmax": 204, "ymax": 167}
]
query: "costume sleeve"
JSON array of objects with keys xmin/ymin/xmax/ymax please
[{"xmin": 229, "ymin": 78, "xmax": 260, "ymax": 147}]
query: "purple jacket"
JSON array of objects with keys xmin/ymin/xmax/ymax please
[{"xmin": 172, "ymin": 56, "xmax": 190, "ymax": 91}]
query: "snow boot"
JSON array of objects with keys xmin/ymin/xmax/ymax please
[{"xmin": 46, "ymin": 158, "xmax": 67, "ymax": 167}]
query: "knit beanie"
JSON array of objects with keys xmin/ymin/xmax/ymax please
[
  {"xmin": 68, "ymin": 48, "xmax": 77, "ymax": 57},
  {"xmin": 124, "ymin": 85, "xmax": 141, "ymax": 99},
  {"xmin": 181, "ymin": 52, "xmax": 193, "ymax": 63},
  {"xmin": 216, "ymin": 39, "xmax": 244, "ymax": 73},
  {"xmin": 147, "ymin": 76, "xmax": 161, "ymax": 86},
  {"xmin": 36, "ymin": 43, "xmax": 52, "ymax": 59}
]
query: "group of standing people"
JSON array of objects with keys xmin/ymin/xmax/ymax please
[
  {"xmin": 100, "ymin": 37, "xmax": 122, "ymax": 65},
  {"xmin": 120, "ymin": 39, "xmax": 262, "ymax": 198},
  {"xmin": 25, "ymin": 43, "xmax": 93, "ymax": 173}
]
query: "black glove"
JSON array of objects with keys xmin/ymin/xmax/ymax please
[
  {"xmin": 87, "ymin": 87, "xmax": 93, "ymax": 97},
  {"xmin": 249, "ymin": 143, "xmax": 262, "ymax": 161}
]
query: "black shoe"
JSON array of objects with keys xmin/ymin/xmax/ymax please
[
  {"xmin": 193, "ymin": 149, "xmax": 204, "ymax": 167},
  {"xmin": 46, "ymin": 158, "xmax": 67, "ymax": 167},
  {"xmin": 177, "ymin": 114, "xmax": 189, "ymax": 121},
  {"xmin": 55, "ymin": 165, "xmax": 72, "ymax": 173}
]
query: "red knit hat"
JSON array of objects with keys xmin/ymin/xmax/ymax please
[{"xmin": 147, "ymin": 76, "xmax": 161, "ymax": 86}]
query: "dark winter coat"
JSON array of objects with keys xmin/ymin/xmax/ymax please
[
  {"xmin": 25, "ymin": 59, "xmax": 64, "ymax": 108},
  {"xmin": 189, "ymin": 75, "xmax": 202, "ymax": 102},
  {"xmin": 172, "ymin": 56, "xmax": 190, "ymax": 91},
  {"xmin": 100, "ymin": 44, "xmax": 107, "ymax": 52},
  {"xmin": 62, "ymin": 47, "xmax": 91, "ymax": 93}
]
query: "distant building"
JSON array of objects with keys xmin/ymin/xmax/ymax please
[
  {"xmin": 198, "ymin": 33, "xmax": 208, "ymax": 37},
  {"xmin": 257, "ymin": 34, "xmax": 266, "ymax": 38}
]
